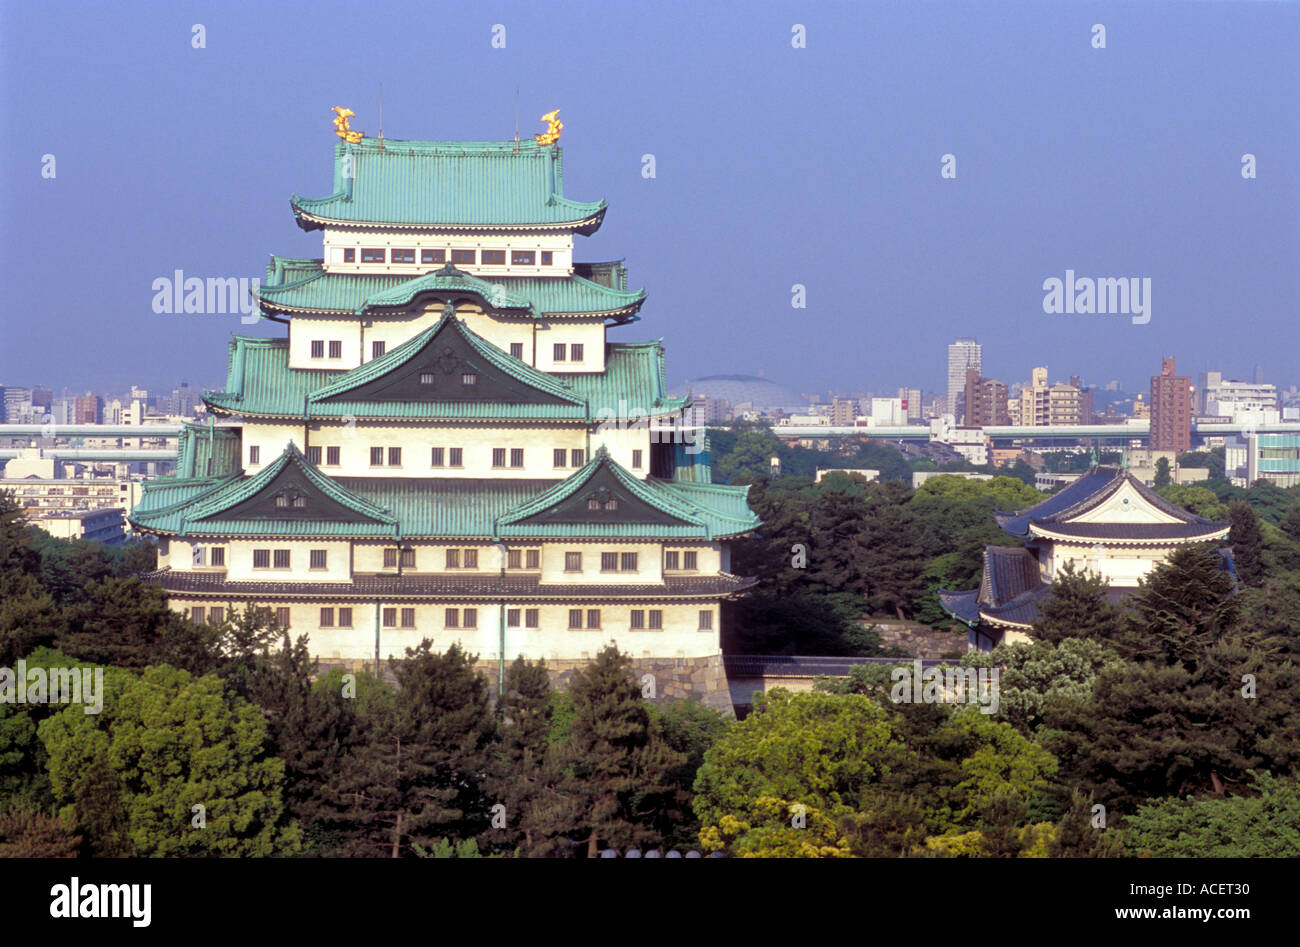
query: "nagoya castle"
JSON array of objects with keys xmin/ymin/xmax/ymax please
[{"xmin": 130, "ymin": 110, "xmax": 758, "ymax": 707}]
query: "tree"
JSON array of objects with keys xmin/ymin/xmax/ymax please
[
  {"xmin": 57, "ymin": 577, "xmax": 208, "ymax": 670},
  {"xmin": 560, "ymin": 645, "xmax": 685, "ymax": 857},
  {"xmin": 481, "ymin": 657, "xmax": 583, "ymax": 857},
  {"xmin": 1227, "ymin": 500, "xmax": 1265, "ymax": 587},
  {"xmin": 649, "ymin": 698, "xmax": 733, "ymax": 849},
  {"xmin": 0, "ymin": 801, "xmax": 81, "ymax": 858},
  {"xmin": 1029, "ymin": 561, "xmax": 1127, "ymax": 648},
  {"xmin": 1122, "ymin": 544, "xmax": 1239, "ymax": 667},
  {"xmin": 38, "ymin": 664, "xmax": 302, "ymax": 856},
  {"xmin": 1123, "ymin": 772, "xmax": 1300, "ymax": 857},
  {"xmin": 1153, "ymin": 457, "xmax": 1172, "ymax": 488}
]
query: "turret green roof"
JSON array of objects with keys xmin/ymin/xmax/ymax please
[
  {"xmin": 176, "ymin": 421, "xmax": 241, "ymax": 479},
  {"xmin": 290, "ymin": 139, "xmax": 606, "ymax": 234},
  {"xmin": 255, "ymin": 258, "xmax": 645, "ymax": 321}
]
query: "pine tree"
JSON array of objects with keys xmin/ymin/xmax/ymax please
[
  {"xmin": 1031, "ymin": 560, "xmax": 1126, "ymax": 647},
  {"xmin": 1227, "ymin": 500, "xmax": 1265, "ymax": 587},
  {"xmin": 1124, "ymin": 544, "xmax": 1239, "ymax": 667},
  {"xmin": 0, "ymin": 802, "xmax": 81, "ymax": 858},
  {"xmin": 1153, "ymin": 457, "xmax": 1172, "ymax": 488},
  {"xmin": 561, "ymin": 645, "xmax": 685, "ymax": 857},
  {"xmin": 1047, "ymin": 790, "xmax": 1123, "ymax": 857}
]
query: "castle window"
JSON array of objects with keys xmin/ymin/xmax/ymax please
[
  {"xmin": 449, "ymin": 448, "xmax": 463, "ymax": 466},
  {"xmin": 554, "ymin": 448, "xmax": 567, "ymax": 468},
  {"xmin": 190, "ymin": 606, "xmax": 206, "ymax": 623},
  {"xmin": 525, "ymin": 608, "xmax": 539, "ymax": 627},
  {"xmin": 209, "ymin": 607, "xmax": 224, "ymax": 624},
  {"xmin": 370, "ymin": 447, "xmax": 383, "ymax": 466},
  {"xmin": 510, "ymin": 448, "xmax": 524, "ymax": 468},
  {"xmin": 541, "ymin": 251, "xmax": 553, "ymax": 265},
  {"xmin": 526, "ymin": 550, "xmax": 539, "ymax": 569},
  {"xmin": 568, "ymin": 609, "xmax": 583, "ymax": 629},
  {"xmin": 632, "ymin": 450, "xmax": 643, "ymax": 469},
  {"xmin": 384, "ymin": 548, "xmax": 398, "ymax": 568},
  {"xmin": 273, "ymin": 549, "xmax": 291, "ymax": 569},
  {"xmin": 586, "ymin": 609, "xmax": 601, "ymax": 629},
  {"xmin": 446, "ymin": 548, "xmax": 460, "ymax": 569},
  {"xmin": 588, "ymin": 498, "xmax": 601, "ymax": 510},
  {"xmin": 553, "ymin": 343, "xmax": 567, "ymax": 362},
  {"xmin": 292, "ymin": 496, "xmax": 307, "ymax": 508},
  {"xmin": 452, "ymin": 249, "xmax": 476, "ymax": 265},
  {"xmin": 648, "ymin": 610, "xmax": 663, "ymax": 630},
  {"xmin": 401, "ymin": 608, "xmax": 416, "ymax": 628},
  {"xmin": 510, "ymin": 342, "xmax": 524, "ymax": 359},
  {"xmin": 462, "ymin": 372, "xmax": 477, "ymax": 386},
  {"xmin": 326, "ymin": 446, "xmax": 340, "ymax": 465},
  {"xmin": 630, "ymin": 610, "xmax": 645, "ymax": 630},
  {"xmin": 463, "ymin": 608, "xmax": 477, "ymax": 628},
  {"xmin": 310, "ymin": 550, "xmax": 327, "ymax": 570},
  {"xmin": 564, "ymin": 552, "xmax": 582, "ymax": 572},
  {"xmin": 275, "ymin": 495, "xmax": 288, "ymax": 508},
  {"xmin": 683, "ymin": 551, "xmax": 698, "ymax": 570},
  {"xmin": 320, "ymin": 608, "xmax": 334, "ymax": 627},
  {"xmin": 253, "ymin": 549, "xmax": 270, "ymax": 569},
  {"xmin": 507, "ymin": 549, "xmax": 521, "ymax": 569},
  {"xmin": 571, "ymin": 449, "xmax": 585, "ymax": 467},
  {"xmin": 392, "ymin": 249, "xmax": 415, "ymax": 264},
  {"xmin": 601, "ymin": 552, "xmax": 618, "ymax": 572},
  {"xmin": 507, "ymin": 608, "xmax": 521, "ymax": 627},
  {"xmin": 431, "ymin": 447, "xmax": 445, "ymax": 467},
  {"xmin": 388, "ymin": 447, "xmax": 402, "ymax": 466},
  {"xmin": 492, "ymin": 448, "xmax": 506, "ymax": 468},
  {"xmin": 605, "ymin": 499, "xmax": 618, "ymax": 511},
  {"xmin": 372, "ymin": 341, "xmax": 386, "ymax": 358},
  {"xmin": 621, "ymin": 552, "xmax": 638, "ymax": 572},
  {"xmin": 512, "ymin": 250, "xmax": 535, "ymax": 265},
  {"xmin": 570, "ymin": 343, "xmax": 584, "ymax": 362},
  {"xmin": 420, "ymin": 373, "xmax": 435, "ymax": 385},
  {"xmin": 382, "ymin": 608, "xmax": 397, "ymax": 628},
  {"xmin": 665, "ymin": 551, "xmax": 679, "ymax": 570},
  {"xmin": 464, "ymin": 549, "xmax": 478, "ymax": 568},
  {"xmin": 361, "ymin": 248, "xmax": 385, "ymax": 263},
  {"xmin": 276, "ymin": 607, "xmax": 291, "ymax": 629},
  {"xmin": 306, "ymin": 446, "xmax": 322, "ymax": 464},
  {"xmin": 482, "ymin": 250, "xmax": 505, "ymax": 265},
  {"xmin": 338, "ymin": 608, "xmax": 353, "ymax": 627},
  {"xmin": 210, "ymin": 547, "xmax": 225, "ymax": 567},
  {"xmin": 328, "ymin": 340, "xmax": 342, "ymax": 359},
  {"xmin": 446, "ymin": 608, "xmax": 459, "ymax": 628},
  {"xmin": 343, "ymin": 248, "xmax": 355, "ymax": 262},
  {"xmin": 249, "ymin": 446, "xmax": 260, "ymax": 464},
  {"xmin": 421, "ymin": 249, "xmax": 445, "ymax": 264},
  {"xmin": 311, "ymin": 340, "xmax": 325, "ymax": 358},
  {"xmin": 400, "ymin": 548, "xmax": 416, "ymax": 568}
]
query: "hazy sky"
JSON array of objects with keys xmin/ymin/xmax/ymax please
[{"xmin": 1, "ymin": 0, "xmax": 1296, "ymax": 401}]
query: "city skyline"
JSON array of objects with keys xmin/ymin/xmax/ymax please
[{"xmin": 2, "ymin": 1, "xmax": 1297, "ymax": 397}]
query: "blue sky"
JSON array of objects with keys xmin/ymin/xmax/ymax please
[{"xmin": 1, "ymin": 0, "xmax": 1296, "ymax": 401}]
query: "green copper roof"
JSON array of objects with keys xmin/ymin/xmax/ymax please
[
  {"xmin": 496, "ymin": 446, "xmax": 757, "ymax": 540},
  {"xmin": 132, "ymin": 446, "xmax": 754, "ymax": 540},
  {"xmin": 176, "ymin": 421, "xmax": 242, "ymax": 479},
  {"xmin": 205, "ymin": 324, "xmax": 686, "ymax": 422},
  {"xmin": 290, "ymin": 139, "xmax": 606, "ymax": 234},
  {"xmin": 255, "ymin": 258, "xmax": 645, "ymax": 320}
]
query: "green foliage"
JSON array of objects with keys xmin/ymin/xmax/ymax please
[
  {"xmin": 1227, "ymin": 500, "xmax": 1265, "ymax": 587},
  {"xmin": 38, "ymin": 663, "xmax": 302, "ymax": 856},
  {"xmin": 559, "ymin": 645, "xmax": 685, "ymax": 856},
  {"xmin": 1154, "ymin": 483, "xmax": 1228, "ymax": 520},
  {"xmin": 1153, "ymin": 457, "xmax": 1172, "ymax": 488},
  {"xmin": 1124, "ymin": 772, "xmax": 1300, "ymax": 857}
]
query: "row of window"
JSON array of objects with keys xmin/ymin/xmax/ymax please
[
  {"xmin": 188, "ymin": 546, "xmax": 697, "ymax": 572},
  {"xmin": 243, "ymin": 606, "xmax": 713, "ymax": 631},
  {"xmin": 305, "ymin": 340, "xmax": 584, "ymax": 363},
  {"xmin": 249, "ymin": 445, "xmax": 639, "ymax": 471},
  {"xmin": 342, "ymin": 248, "xmax": 555, "ymax": 266}
]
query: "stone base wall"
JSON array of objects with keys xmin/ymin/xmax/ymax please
[
  {"xmin": 315, "ymin": 653, "xmax": 734, "ymax": 715},
  {"xmin": 863, "ymin": 620, "xmax": 968, "ymax": 659}
]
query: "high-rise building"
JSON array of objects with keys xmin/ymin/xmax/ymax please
[
  {"xmin": 1019, "ymin": 367, "xmax": 1086, "ymax": 426},
  {"xmin": 72, "ymin": 394, "xmax": 102, "ymax": 424},
  {"xmin": 129, "ymin": 124, "xmax": 758, "ymax": 706},
  {"xmin": 947, "ymin": 339, "xmax": 981, "ymax": 421},
  {"xmin": 963, "ymin": 369, "xmax": 1009, "ymax": 426},
  {"xmin": 830, "ymin": 397, "xmax": 859, "ymax": 426},
  {"xmin": 1150, "ymin": 357, "xmax": 1192, "ymax": 452}
]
